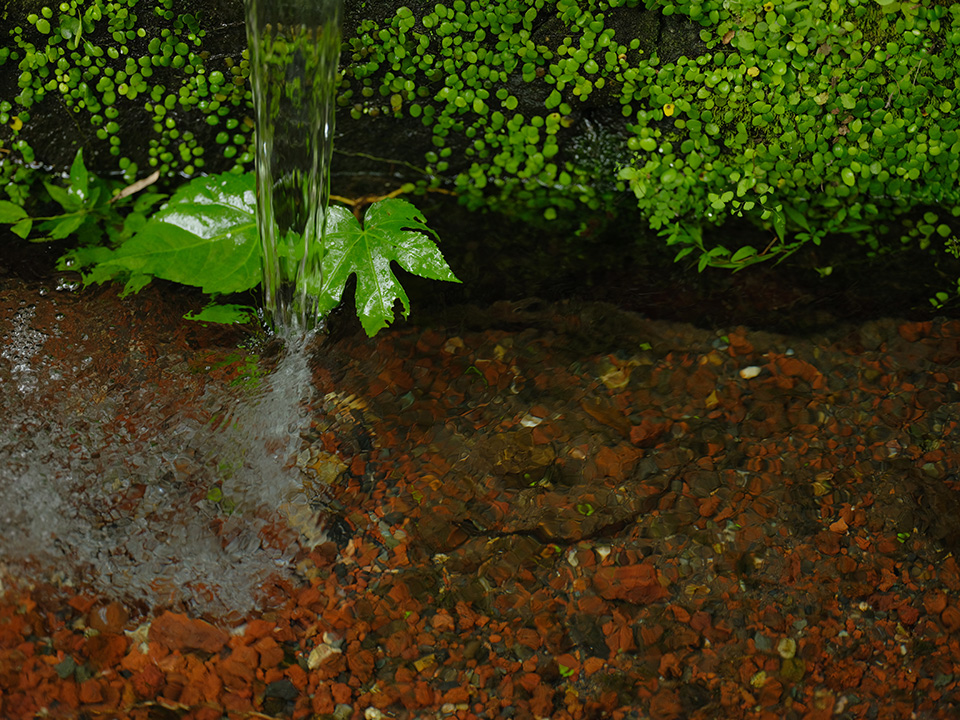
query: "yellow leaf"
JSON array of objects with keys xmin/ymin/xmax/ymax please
[
  {"xmin": 663, "ymin": 103, "xmax": 675, "ymax": 117},
  {"xmin": 9, "ymin": 117, "xmax": 23, "ymax": 131}
]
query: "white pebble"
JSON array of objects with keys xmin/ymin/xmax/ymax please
[
  {"xmin": 307, "ymin": 643, "xmax": 341, "ymax": 669},
  {"xmin": 776, "ymin": 637, "xmax": 797, "ymax": 659},
  {"xmin": 739, "ymin": 366, "xmax": 761, "ymax": 379}
]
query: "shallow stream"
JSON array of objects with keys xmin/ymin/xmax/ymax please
[
  {"xmin": 0, "ymin": 280, "xmax": 327, "ymax": 615},
  {"xmin": 2, "ymin": 267, "xmax": 960, "ymax": 718}
]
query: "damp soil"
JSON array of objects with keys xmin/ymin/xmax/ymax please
[{"xmin": 2, "ymin": 238, "xmax": 960, "ymax": 720}]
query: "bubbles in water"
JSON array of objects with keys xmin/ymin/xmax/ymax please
[
  {"xmin": 0, "ymin": 321, "xmax": 326, "ymax": 615},
  {"xmin": 0, "ymin": 306, "xmax": 47, "ymax": 394}
]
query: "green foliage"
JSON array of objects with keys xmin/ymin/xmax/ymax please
[
  {"xmin": 4, "ymin": 0, "xmax": 960, "ymax": 304},
  {"xmin": 1, "ymin": 0, "xmax": 254, "ymax": 189},
  {"xmin": 334, "ymin": 0, "xmax": 960, "ymax": 285},
  {"xmin": 185, "ymin": 303, "xmax": 257, "ymax": 325},
  {"xmin": 612, "ymin": 0, "xmax": 960, "ymax": 276},
  {"xmin": 8, "ymin": 151, "xmax": 458, "ymax": 335},
  {"xmin": 314, "ymin": 200, "xmax": 461, "ymax": 336},
  {"xmin": 80, "ymin": 172, "xmax": 261, "ymax": 296},
  {"xmin": 0, "ymin": 149, "xmax": 167, "ymax": 248}
]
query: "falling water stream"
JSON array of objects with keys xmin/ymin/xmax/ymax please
[{"xmin": 245, "ymin": 0, "xmax": 342, "ymax": 337}]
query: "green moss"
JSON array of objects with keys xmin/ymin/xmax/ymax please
[{"xmin": 1, "ymin": 0, "xmax": 253, "ymax": 186}]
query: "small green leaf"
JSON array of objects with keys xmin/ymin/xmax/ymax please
[
  {"xmin": 185, "ymin": 303, "xmax": 257, "ymax": 324},
  {"xmin": 68, "ymin": 149, "xmax": 90, "ymax": 205},
  {"xmin": 783, "ymin": 205, "xmax": 811, "ymax": 232},
  {"xmin": 44, "ymin": 182, "xmax": 81, "ymax": 212},
  {"xmin": 58, "ymin": 244, "xmax": 114, "ymax": 273},
  {"xmin": 0, "ymin": 200, "xmax": 28, "ymax": 223},
  {"xmin": 770, "ymin": 206, "xmax": 787, "ymax": 240},
  {"xmin": 43, "ymin": 213, "xmax": 86, "ymax": 240},
  {"xmin": 120, "ymin": 273, "xmax": 153, "ymax": 296},
  {"xmin": 731, "ymin": 246, "xmax": 757, "ymax": 263},
  {"xmin": 11, "ymin": 218, "xmax": 32, "ymax": 239},
  {"xmin": 59, "ymin": 14, "xmax": 82, "ymax": 39}
]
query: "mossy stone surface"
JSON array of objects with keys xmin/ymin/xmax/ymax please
[{"xmin": 1, "ymin": 0, "xmax": 958, "ymax": 291}]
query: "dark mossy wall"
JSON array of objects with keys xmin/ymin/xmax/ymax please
[{"xmin": 1, "ymin": 0, "xmax": 959, "ymax": 279}]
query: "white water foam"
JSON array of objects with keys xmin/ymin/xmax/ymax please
[{"xmin": 0, "ymin": 310, "xmax": 325, "ymax": 615}]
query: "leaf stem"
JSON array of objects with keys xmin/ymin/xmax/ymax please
[{"xmin": 331, "ymin": 186, "xmax": 455, "ymax": 220}]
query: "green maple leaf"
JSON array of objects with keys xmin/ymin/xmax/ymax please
[
  {"xmin": 89, "ymin": 172, "xmax": 261, "ymax": 295},
  {"xmin": 310, "ymin": 199, "xmax": 460, "ymax": 336}
]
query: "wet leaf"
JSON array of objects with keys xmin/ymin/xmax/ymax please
[
  {"xmin": 310, "ymin": 199, "xmax": 460, "ymax": 337},
  {"xmin": 68, "ymin": 148, "xmax": 90, "ymax": 205},
  {"xmin": 10, "ymin": 218, "xmax": 32, "ymax": 239},
  {"xmin": 91, "ymin": 172, "xmax": 260, "ymax": 295},
  {"xmin": 185, "ymin": 303, "xmax": 257, "ymax": 324},
  {"xmin": 41, "ymin": 213, "xmax": 86, "ymax": 240},
  {"xmin": 44, "ymin": 181, "xmax": 80, "ymax": 212}
]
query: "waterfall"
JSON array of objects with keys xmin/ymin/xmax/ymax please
[{"xmin": 244, "ymin": 0, "xmax": 343, "ymax": 336}]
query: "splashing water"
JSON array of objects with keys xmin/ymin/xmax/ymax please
[
  {"xmin": 245, "ymin": 0, "xmax": 342, "ymax": 336},
  {"xmin": 0, "ymin": 306, "xmax": 329, "ymax": 615}
]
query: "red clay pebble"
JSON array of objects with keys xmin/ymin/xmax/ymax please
[
  {"xmin": 253, "ymin": 636, "xmax": 284, "ymax": 669},
  {"xmin": 88, "ymin": 602, "xmax": 129, "ymax": 634},
  {"xmin": 219, "ymin": 644, "xmax": 258, "ymax": 690},
  {"xmin": 940, "ymin": 605, "xmax": 960, "ymax": 633},
  {"xmin": 78, "ymin": 678, "xmax": 103, "ymax": 704},
  {"xmin": 593, "ymin": 563, "xmax": 668, "ymax": 603},
  {"xmin": 149, "ymin": 611, "xmax": 229, "ymax": 653}
]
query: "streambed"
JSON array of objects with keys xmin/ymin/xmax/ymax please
[{"xmin": 1, "ymin": 275, "xmax": 960, "ymax": 719}]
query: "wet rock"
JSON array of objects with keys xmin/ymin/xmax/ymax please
[
  {"xmin": 592, "ymin": 563, "xmax": 668, "ymax": 604},
  {"xmin": 88, "ymin": 602, "xmax": 130, "ymax": 634},
  {"xmin": 567, "ymin": 614, "xmax": 610, "ymax": 658},
  {"xmin": 149, "ymin": 611, "xmax": 229, "ymax": 654},
  {"xmin": 264, "ymin": 678, "xmax": 299, "ymax": 701},
  {"xmin": 468, "ymin": 429, "xmax": 556, "ymax": 486},
  {"xmin": 781, "ymin": 657, "xmax": 806, "ymax": 683}
]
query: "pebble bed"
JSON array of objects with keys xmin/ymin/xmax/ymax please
[{"xmin": 1, "ymin": 285, "xmax": 960, "ymax": 719}]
